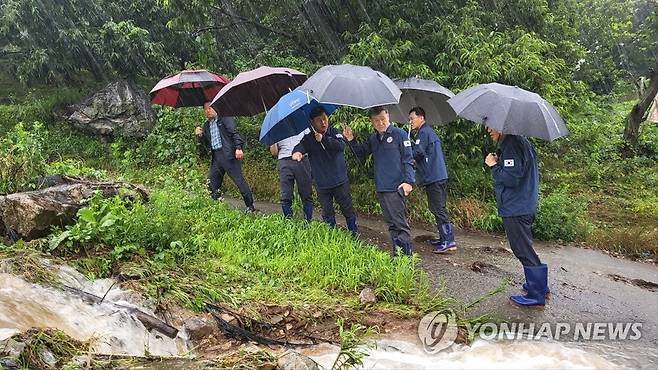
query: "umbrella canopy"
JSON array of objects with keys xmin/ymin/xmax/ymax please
[
  {"xmin": 210, "ymin": 66, "xmax": 307, "ymax": 116},
  {"xmin": 300, "ymin": 64, "xmax": 401, "ymax": 109},
  {"xmin": 447, "ymin": 83, "xmax": 568, "ymax": 141},
  {"xmin": 259, "ymin": 89, "xmax": 338, "ymax": 145},
  {"xmin": 386, "ymin": 78, "xmax": 456, "ymax": 125},
  {"xmin": 150, "ymin": 69, "xmax": 230, "ymax": 107}
]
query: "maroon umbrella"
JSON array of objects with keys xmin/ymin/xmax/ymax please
[
  {"xmin": 210, "ymin": 66, "xmax": 307, "ymax": 116},
  {"xmin": 150, "ymin": 69, "xmax": 230, "ymax": 107}
]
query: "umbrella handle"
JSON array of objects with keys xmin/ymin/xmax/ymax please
[{"xmin": 310, "ymin": 124, "xmax": 327, "ymax": 151}]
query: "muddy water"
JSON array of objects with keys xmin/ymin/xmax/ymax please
[
  {"xmin": 0, "ymin": 271, "xmax": 188, "ymax": 356},
  {"xmin": 300, "ymin": 336, "xmax": 656, "ymax": 369}
]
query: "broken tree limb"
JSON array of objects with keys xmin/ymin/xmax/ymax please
[{"xmin": 63, "ymin": 285, "xmax": 179, "ymax": 339}]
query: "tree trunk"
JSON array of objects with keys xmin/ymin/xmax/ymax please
[{"xmin": 624, "ymin": 67, "xmax": 658, "ymax": 146}]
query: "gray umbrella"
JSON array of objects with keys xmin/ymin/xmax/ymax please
[
  {"xmin": 386, "ymin": 78, "xmax": 457, "ymax": 125},
  {"xmin": 447, "ymin": 83, "xmax": 568, "ymax": 141},
  {"xmin": 300, "ymin": 64, "xmax": 401, "ymax": 109}
]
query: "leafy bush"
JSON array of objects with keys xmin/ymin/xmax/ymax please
[
  {"xmin": 534, "ymin": 188, "xmax": 590, "ymax": 241},
  {"xmin": 0, "ymin": 122, "xmax": 47, "ymax": 194}
]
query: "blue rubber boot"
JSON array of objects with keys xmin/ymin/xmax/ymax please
[
  {"xmin": 510, "ymin": 265, "xmax": 547, "ymax": 307},
  {"xmin": 432, "ymin": 223, "xmax": 457, "ymax": 254},
  {"xmin": 281, "ymin": 203, "xmax": 293, "ymax": 218},
  {"xmin": 302, "ymin": 201, "xmax": 313, "ymax": 222},
  {"xmin": 523, "ymin": 263, "xmax": 550, "ymax": 299},
  {"xmin": 324, "ymin": 216, "xmax": 337, "ymax": 227},
  {"xmin": 400, "ymin": 240, "xmax": 413, "ymax": 256},
  {"xmin": 429, "ymin": 226, "xmax": 443, "ymax": 246},
  {"xmin": 346, "ymin": 216, "xmax": 358, "ymax": 236}
]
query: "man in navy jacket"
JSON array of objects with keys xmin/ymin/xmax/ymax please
[
  {"xmin": 408, "ymin": 106, "xmax": 457, "ymax": 253},
  {"xmin": 292, "ymin": 107, "xmax": 357, "ymax": 234},
  {"xmin": 485, "ymin": 127, "xmax": 548, "ymax": 307},
  {"xmin": 343, "ymin": 106, "xmax": 415, "ymax": 256},
  {"xmin": 196, "ymin": 102, "xmax": 255, "ymax": 212}
]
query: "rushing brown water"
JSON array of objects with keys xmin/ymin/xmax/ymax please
[{"xmin": 0, "ymin": 272, "xmax": 188, "ymax": 356}]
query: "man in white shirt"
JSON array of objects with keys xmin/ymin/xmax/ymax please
[{"xmin": 270, "ymin": 129, "xmax": 313, "ymax": 221}]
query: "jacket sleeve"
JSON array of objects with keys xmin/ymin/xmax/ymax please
[
  {"xmin": 322, "ymin": 128, "xmax": 346, "ymax": 152},
  {"xmin": 347, "ymin": 136, "xmax": 372, "ymax": 160},
  {"xmin": 399, "ymin": 133, "xmax": 416, "ymax": 184},
  {"xmin": 412, "ymin": 130, "xmax": 429, "ymax": 163},
  {"xmin": 292, "ymin": 135, "xmax": 308, "ymax": 154},
  {"xmin": 222, "ymin": 117, "xmax": 244, "ymax": 150},
  {"xmin": 196, "ymin": 121, "xmax": 210, "ymax": 157},
  {"xmin": 491, "ymin": 141, "xmax": 527, "ymax": 188}
]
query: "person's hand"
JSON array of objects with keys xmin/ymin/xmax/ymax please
[
  {"xmin": 343, "ymin": 126, "xmax": 354, "ymax": 141},
  {"xmin": 485, "ymin": 153, "xmax": 498, "ymax": 167},
  {"xmin": 292, "ymin": 152, "xmax": 303, "ymax": 161},
  {"xmin": 398, "ymin": 182, "xmax": 413, "ymax": 196},
  {"xmin": 195, "ymin": 127, "xmax": 203, "ymax": 137},
  {"xmin": 314, "ymin": 132, "xmax": 323, "ymax": 142},
  {"xmin": 235, "ymin": 149, "xmax": 244, "ymax": 160}
]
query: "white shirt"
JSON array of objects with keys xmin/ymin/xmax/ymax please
[{"xmin": 276, "ymin": 129, "xmax": 310, "ymax": 159}]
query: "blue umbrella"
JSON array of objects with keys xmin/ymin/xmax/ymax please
[{"xmin": 259, "ymin": 89, "xmax": 338, "ymax": 145}]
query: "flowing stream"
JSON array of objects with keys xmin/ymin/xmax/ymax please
[{"xmin": 1, "ymin": 267, "xmax": 656, "ymax": 368}]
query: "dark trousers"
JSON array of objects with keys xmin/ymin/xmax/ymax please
[
  {"xmin": 376, "ymin": 191, "xmax": 412, "ymax": 244},
  {"xmin": 425, "ymin": 180, "xmax": 450, "ymax": 227},
  {"xmin": 503, "ymin": 215, "xmax": 542, "ymax": 267},
  {"xmin": 317, "ymin": 182, "xmax": 356, "ymax": 223},
  {"xmin": 277, "ymin": 157, "xmax": 313, "ymax": 207},
  {"xmin": 208, "ymin": 150, "xmax": 253, "ymax": 207}
]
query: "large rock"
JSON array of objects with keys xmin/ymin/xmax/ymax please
[
  {"xmin": 59, "ymin": 81, "xmax": 155, "ymax": 140},
  {"xmin": 0, "ymin": 176, "xmax": 148, "ymax": 241},
  {"xmin": 277, "ymin": 351, "xmax": 320, "ymax": 370}
]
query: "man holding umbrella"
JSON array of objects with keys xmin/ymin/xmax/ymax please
[
  {"xmin": 196, "ymin": 102, "xmax": 256, "ymax": 212},
  {"xmin": 408, "ymin": 106, "xmax": 457, "ymax": 253},
  {"xmin": 485, "ymin": 127, "xmax": 546, "ymax": 306},
  {"xmin": 292, "ymin": 107, "xmax": 358, "ymax": 235},
  {"xmin": 448, "ymin": 83, "xmax": 568, "ymax": 307},
  {"xmin": 343, "ymin": 106, "xmax": 415, "ymax": 256}
]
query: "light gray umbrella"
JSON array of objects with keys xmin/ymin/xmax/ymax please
[
  {"xmin": 300, "ymin": 64, "xmax": 401, "ymax": 109},
  {"xmin": 387, "ymin": 78, "xmax": 457, "ymax": 125},
  {"xmin": 447, "ymin": 83, "xmax": 568, "ymax": 141}
]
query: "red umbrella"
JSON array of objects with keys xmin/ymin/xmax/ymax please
[
  {"xmin": 210, "ymin": 66, "xmax": 307, "ymax": 116},
  {"xmin": 150, "ymin": 69, "xmax": 230, "ymax": 107}
]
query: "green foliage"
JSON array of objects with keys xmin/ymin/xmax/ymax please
[
  {"xmin": 130, "ymin": 106, "xmax": 203, "ymax": 168},
  {"xmin": 0, "ymin": 122, "xmax": 47, "ymax": 194},
  {"xmin": 48, "ymin": 186, "xmax": 436, "ymax": 308},
  {"xmin": 534, "ymin": 188, "xmax": 591, "ymax": 241},
  {"xmin": 331, "ymin": 319, "xmax": 376, "ymax": 370}
]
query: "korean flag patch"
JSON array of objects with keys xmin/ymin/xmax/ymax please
[
  {"xmin": 403, "ymin": 140, "xmax": 411, "ymax": 147},
  {"xmin": 386, "ymin": 137, "xmax": 393, "ymax": 143},
  {"xmin": 415, "ymin": 139, "xmax": 420, "ymax": 145},
  {"xmin": 335, "ymin": 133, "xmax": 343, "ymax": 139},
  {"xmin": 504, "ymin": 159, "xmax": 515, "ymax": 167}
]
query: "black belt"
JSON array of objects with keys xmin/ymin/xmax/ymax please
[{"xmin": 279, "ymin": 156, "xmax": 293, "ymax": 160}]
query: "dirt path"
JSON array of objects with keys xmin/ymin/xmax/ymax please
[{"xmin": 225, "ymin": 198, "xmax": 658, "ymax": 351}]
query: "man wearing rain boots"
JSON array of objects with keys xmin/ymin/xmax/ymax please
[
  {"xmin": 292, "ymin": 107, "xmax": 358, "ymax": 235},
  {"xmin": 270, "ymin": 129, "xmax": 314, "ymax": 222},
  {"xmin": 343, "ymin": 106, "xmax": 415, "ymax": 256},
  {"xmin": 485, "ymin": 127, "xmax": 549, "ymax": 308},
  {"xmin": 408, "ymin": 107, "xmax": 457, "ymax": 253}
]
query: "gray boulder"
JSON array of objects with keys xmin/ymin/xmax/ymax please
[
  {"xmin": 60, "ymin": 80, "xmax": 155, "ymax": 140},
  {"xmin": 277, "ymin": 351, "xmax": 321, "ymax": 370},
  {"xmin": 0, "ymin": 176, "xmax": 148, "ymax": 241}
]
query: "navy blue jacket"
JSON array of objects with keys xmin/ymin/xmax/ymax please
[
  {"xmin": 197, "ymin": 116, "xmax": 244, "ymax": 157},
  {"xmin": 348, "ymin": 125, "xmax": 415, "ymax": 192},
  {"xmin": 293, "ymin": 127, "xmax": 349, "ymax": 190},
  {"xmin": 491, "ymin": 135, "xmax": 539, "ymax": 217},
  {"xmin": 412, "ymin": 123, "xmax": 448, "ymax": 186}
]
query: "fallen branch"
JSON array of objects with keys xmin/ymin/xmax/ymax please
[{"xmin": 63, "ymin": 285, "xmax": 179, "ymax": 339}]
